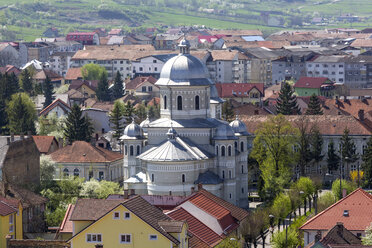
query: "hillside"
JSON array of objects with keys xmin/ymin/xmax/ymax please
[{"xmin": 0, "ymin": 0, "xmax": 371, "ymax": 41}]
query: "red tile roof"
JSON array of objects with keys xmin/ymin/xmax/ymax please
[
  {"xmin": 32, "ymin": 136, "xmax": 57, "ymax": 154},
  {"xmin": 59, "ymin": 204, "xmax": 74, "ymax": 234},
  {"xmin": 65, "ymin": 68, "xmax": 83, "ymax": 80},
  {"xmin": 189, "ymin": 194, "xmax": 229, "ymax": 220},
  {"xmin": 294, "ymin": 77, "xmax": 331, "ymax": 89},
  {"xmin": 0, "ymin": 197, "xmax": 19, "ymax": 216},
  {"xmin": 300, "ymin": 188, "xmax": 372, "ymax": 231},
  {"xmin": 69, "ymin": 79, "xmax": 98, "ymax": 91},
  {"xmin": 215, "ymin": 83, "xmax": 264, "ymax": 98},
  {"xmin": 125, "ymin": 76, "xmax": 157, "ymax": 90},
  {"xmin": 50, "ymin": 141, "xmax": 122, "ymax": 163},
  {"xmin": 39, "ymin": 98, "xmax": 71, "ymax": 116},
  {"xmin": 168, "ymin": 207, "xmax": 222, "ymax": 247},
  {"xmin": 0, "ymin": 65, "xmax": 21, "ymax": 76}
]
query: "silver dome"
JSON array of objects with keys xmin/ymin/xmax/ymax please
[
  {"xmin": 140, "ymin": 116, "xmax": 150, "ymax": 128},
  {"xmin": 213, "ymin": 120, "xmax": 237, "ymax": 140},
  {"xmin": 230, "ymin": 116, "xmax": 249, "ymax": 136},
  {"xmin": 155, "ymin": 54, "xmax": 213, "ymax": 86},
  {"xmin": 120, "ymin": 120, "xmax": 144, "ymax": 140}
]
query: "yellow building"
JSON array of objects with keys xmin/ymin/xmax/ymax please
[
  {"xmin": 0, "ymin": 197, "xmax": 23, "ymax": 247},
  {"xmin": 67, "ymin": 196, "xmax": 188, "ymax": 248}
]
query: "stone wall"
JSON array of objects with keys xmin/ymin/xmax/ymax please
[{"xmin": 7, "ymin": 239, "xmax": 69, "ymax": 248}]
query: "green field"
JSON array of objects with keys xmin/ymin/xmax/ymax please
[{"xmin": 0, "ymin": 0, "xmax": 371, "ymax": 41}]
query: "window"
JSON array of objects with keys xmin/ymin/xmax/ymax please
[
  {"xmin": 228, "ymin": 146, "xmax": 232, "ymax": 156},
  {"xmin": 153, "ymin": 59, "xmax": 157, "ymax": 63},
  {"xmin": 120, "ymin": 234, "xmax": 131, "ymax": 243},
  {"xmin": 182, "ymin": 174, "xmax": 185, "ymax": 183},
  {"xmin": 149, "ymin": 235, "xmax": 158, "ymax": 240},
  {"xmin": 130, "ymin": 146, "xmax": 134, "ymax": 156},
  {"xmin": 142, "ymin": 86, "xmax": 146, "ymax": 92},
  {"xmin": 73, "ymin": 168, "xmax": 79, "ymax": 177},
  {"xmin": 124, "ymin": 145, "xmax": 128, "ymax": 155},
  {"xmin": 222, "ymin": 170, "xmax": 225, "ymax": 179},
  {"xmin": 148, "ymin": 86, "xmax": 153, "ymax": 92},
  {"xmin": 216, "ymin": 146, "xmax": 219, "ymax": 156},
  {"xmin": 240, "ymin": 141, "xmax": 244, "ymax": 152},
  {"xmin": 195, "ymin": 95, "xmax": 200, "ymax": 110},
  {"xmin": 229, "ymin": 170, "xmax": 232, "ymax": 179},
  {"xmin": 164, "ymin": 95, "xmax": 167, "ymax": 109},
  {"xmin": 9, "ymin": 224, "xmax": 13, "ymax": 233},
  {"xmin": 154, "ymin": 67, "xmax": 157, "ymax": 71},
  {"xmin": 87, "ymin": 234, "xmax": 102, "ymax": 243},
  {"xmin": 124, "ymin": 212, "xmax": 131, "ymax": 219},
  {"xmin": 177, "ymin": 96, "xmax": 182, "ymax": 110},
  {"xmin": 113, "ymin": 212, "xmax": 120, "ymax": 219},
  {"xmin": 63, "ymin": 168, "xmax": 69, "ymax": 177},
  {"xmin": 136, "ymin": 145, "xmax": 140, "ymax": 155},
  {"xmin": 139, "ymin": 67, "xmax": 143, "ymax": 71},
  {"xmin": 221, "ymin": 146, "xmax": 226, "ymax": 157},
  {"xmin": 234, "ymin": 141, "xmax": 237, "ymax": 149},
  {"xmin": 99, "ymin": 171, "xmax": 104, "ymax": 180},
  {"xmin": 242, "ymin": 187, "xmax": 244, "ymax": 194},
  {"xmin": 229, "ymin": 193, "xmax": 232, "ymax": 199},
  {"xmin": 9, "ymin": 214, "xmax": 13, "ymax": 224},
  {"xmin": 151, "ymin": 174, "xmax": 154, "ymax": 182},
  {"xmin": 241, "ymin": 165, "xmax": 244, "ymax": 174}
]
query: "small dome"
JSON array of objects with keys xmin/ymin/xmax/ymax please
[
  {"xmin": 230, "ymin": 116, "xmax": 249, "ymax": 136},
  {"xmin": 120, "ymin": 120, "xmax": 144, "ymax": 140},
  {"xmin": 140, "ymin": 116, "xmax": 150, "ymax": 128},
  {"xmin": 167, "ymin": 125, "xmax": 177, "ymax": 140},
  {"xmin": 178, "ymin": 38, "xmax": 190, "ymax": 49},
  {"xmin": 214, "ymin": 121, "xmax": 237, "ymax": 140}
]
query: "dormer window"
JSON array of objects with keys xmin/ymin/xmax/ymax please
[{"xmin": 343, "ymin": 210, "xmax": 349, "ymax": 217}]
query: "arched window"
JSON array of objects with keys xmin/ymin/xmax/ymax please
[
  {"xmin": 241, "ymin": 165, "xmax": 244, "ymax": 174},
  {"xmin": 164, "ymin": 95, "xmax": 167, "ymax": 109},
  {"xmin": 73, "ymin": 168, "xmax": 79, "ymax": 177},
  {"xmin": 229, "ymin": 170, "xmax": 232, "ymax": 179},
  {"xmin": 63, "ymin": 168, "xmax": 69, "ymax": 177},
  {"xmin": 130, "ymin": 145, "xmax": 134, "ymax": 156},
  {"xmin": 222, "ymin": 170, "xmax": 225, "ymax": 179},
  {"xmin": 195, "ymin": 95, "xmax": 200, "ymax": 110},
  {"xmin": 221, "ymin": 146, "xmax": 226, "ymax": 157},
  {"xmin": 240, "ymin": 141, "xmax": 244, "ymax": 152},
  {"xmin": 234, "ymin": 141, "xmax": 237, "ymax": 149},
  {"xmin": 228, "ymin": 146, "xmax": 232, "ymax": 156},
  {"xmin": 136, "ymin": 145, "xmax": 140, "ymax": 155},
  {"xmin": 151, "ymin": 174, "xmax": 154, "ymax": 182},
  {"xmin": 182, "ymin": 174, "xmax": 185, "ymax": 183},
  {"xmin": 177, "ymin": 96, "xmax": 182, "ymax": 110},
  {"xmin": 124, "ymin": 145, "xmax": 128, "ymax": 156},
  {"xmin": 216, "ymin": 146, "xmax": 219, "ymax": 156}
]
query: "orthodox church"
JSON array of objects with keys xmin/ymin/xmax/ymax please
[{"xmin": 121, "ymin": 39, "xmax": 249, "ymax": 208}]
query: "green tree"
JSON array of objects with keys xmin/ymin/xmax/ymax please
[
  {"xmin": 222, "ymin": 100, "xmax": 235, "ymax": 122},
  {"xmin": 295, "ymin": 118, "xmax": 313, "ymax": 176},
  {"xmin": 271, "ymin": 193, "xmax": 291, "ymax": 229},
  {"xmin": 340, "ymin": 128, "xmax": 359, "ymax": 178},
  {"xmin": 80, "ymin": 179, "xmax": 121, "ymax": 199},
  {"xmin": 332, "ymin": 179, "xmax": 356, "ymax": 200},
  {"xmin": 216, "ymin": 236, "xmax": 240, "ymax": 248},
  {"xmin": 327, "ymin": 141, "xmax": 340, "ymax": 174},
  {"xmin": 81, "ymin": 63, "xmax": 107, "ymax": 80},
  {"xmin": 276, "ymin": 82, "xmax": 300, "ymax": 115},
  {"xmin": 147, "ymin": 102, "xmax": 160, "ymax": 120},
  {"xmin": 20, "ymin": 68, "xmax": 33, "ymax": 95},
  {"xmin": 242, "ymin": 209, "xmax": 269, "ymax": 248},
  {"xmin": 96, "ymin": 72, "xmax": 111, "ymax": 101},
  {"xmin": 317, "ymin": 191, "xmax": 335, "ymax": 212},
  {"xmin": 293, "ymin": 177, "xmax": 315, "ymax": 213},
  {"xmin": 43, "ymin": 75, "xmax": 54, "ymax": 108},
  {"xmin": 2, "ymin": 73, "xmax": 20, "ymax": 100},
  {"xmin": 362, "ymin": 223, "xmax": 372, "ymax": 245},
  {"xmin": 362, "ymin": 137, "xmax": 372, "ymax": 188},
  {"xmin": 271, "ymin": 227, "xmax": 299, "ymax": 248},
  {"xmin": 38, "ymin": 112, "xmax": 66, "ymax": 139},
  {"xmin": 135, "ymin": 102, "xmax": 147, "ymax": 122},
  {"xmin": 305, "ymin": 94, "xmax": 323, "ymax": 115},
  {"xmin": 6, "ymin": 93, "xmax": 36, "ymax": 134},
  {"xmin": 63, "ymin": 104, "xmax": 94, "ymax": 143},
  {"xmin": 109, "ymin": 100, "xmax": 125, "ymax": 138},
  {"xmin": 310, "ymin": 126, "xmax": 324, "ymax": 172},
  {"xmin": 112, "ymin": 71, "xmax": 124, "ymax": 99},
  {"xmin": 123, "ymin": 101, "xmax": 135, "ymax": 120},
  {"xmin": 40, "ymin": 155, "xmax": 56, "ymax": 190}
]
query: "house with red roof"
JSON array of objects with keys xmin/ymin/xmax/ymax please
[
  {"xmin": 32, "ymin": 136, "xmax": 59, "ymax": 155},
  {"xmin": 167, "ymin": 187, "xmax": 249, "ymax": 248},
  {"xmin": 66, "ymin": 32, "xmax": 99, "ymax": 45},
  {"xmin": 215, "ymin": 83, "xmax": 264, "ymax": 103},
  {"xmin": 125, "ymin": 76, "xmax": 159, "ymax": 99},
  {"xmin": 39, "ymin": 98, "xmax": 71, "ymax": 117},
  {"xmin": 0, "ymin": 65, "xmax": 21, "ymax": 76},
  {"xmin": 300, "ymin": 188, "xmax": 372, "ymax": 246},
  {"xmin": 55, "ymin": 204, "xmax": 74, "ymax": 241},
  {"xmin": 294, "ymin": 77, "xmax": 335, "ymax": 97}
]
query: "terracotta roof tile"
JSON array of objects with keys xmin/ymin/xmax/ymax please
[
  {"xmin": 189, "ymin": 194, "xmax": 229, "ymax": 220},
  {"xmin": 32, "ymin": 136, "xmax": 57, "ymax": 154},
  {"xmin": 300, "ymin": 188, "xmax": 372, "ymax": 231},
  {"xmin": 70, "ymin": 198, "xmax": 124, "ymax": 221},
  {"xmin": 125, "ymin": 76, "xmax": 157, "ymax": 90},
  {"xmin": 188, "ymin": 235, "xmax": 210, "ymax": 248},
  {"xmin": 215, "ymin": 83, "xmax": 264, "ymax": 97},
  {"xmin": 0, "ymin": 183, "xmax": 47, "ymax": 208},
  {"xmin": 50, "ymin": 141, "xmax": 122, "ymax": 163},
  {"xmin": 59, "ymin": 204, "xmax": 74, "ymax": 234},
  {"xmin": 210, "ymin": 50, "xmax": 239, "ymax": 61},
  {"xmin": 208, "ymin": 29, "xmax": 263, "ymax": 36},
  {"xmin": 39, "ymin": 98, "xmax": 71, "ymax": 116},
  {"xmin": 158, "ymin": 220, "xmax": 185, "ymax": 233},
  {"xmin": 295, "ymin": 77, "xmax": 331, "ymax": 89},
  {"xmin": 65, "ymin": 68, "xmax": 83, "ymax": 80},
  {"xmin": 0, "ymin": 197, "xmax": 19, "ymax": 216},
  {"xmin": 69, "ymin": 79, "xmax": 98, "ymax": 91},
  {"xmin": 318, "ymin": 223, "xmax": 361, "ymax": 246},
  {"xmin": 351, "ymin": 39, "xmax": 372, "ymax": 48}
]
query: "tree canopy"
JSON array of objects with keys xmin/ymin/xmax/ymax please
[
  {"xmin": 43, "ymin": 75, "xmax": 54, "ymax": 108},
  {"xmin": 6, "ymin": 93, "xmax": 36, "ymax": 134},
  {"xmin": 305, "ymin": 94, "xmax": 323, "ymax": 115},
  {"xmin": 96, "ymin": 72, "xmax": 111, "ymax": 101},
  {"xmin": 112, "ymin": 71, "xmax": 124, "ymax": 99},
  {"xmin": 81, "ymin": 63, "xmax": 107, "ymax": 80},
  {"xmin": 276, "ymin": 82, "xmax": 300, "ymax": 115},
  {"xmin": 109, "ymin": 100, "xmax": 125, "ymax": 138},
  {"xmin": 63, "ymin": 104, "xmax": 93, "ymax": 143},
  {"xmin": 362, "ymin": 136, "xmax": 372, "ymax": 188},
  {"xmin": 20, "ymin": 68, "xmax": 34, "ymax": 95}
]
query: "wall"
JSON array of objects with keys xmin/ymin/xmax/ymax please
[{"xmin": 7, "ymin": 239, "xmax": 69, "ymax": 248}]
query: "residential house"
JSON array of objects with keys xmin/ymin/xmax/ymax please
[
  {"xmin": 49, "ymin": 40, "xmax": 83, "ymax": 53},
  {"xmin": 0, "ymin": 182, "xmax": 47, "ymax": 233},
  {"xmin": 124, "ymin": 76, "xmax": 159, "ymax": 99},
  {"xmin": 66, "ymin": 32, "xmax": 100, "ymax": 46},
  {"xmin": 39, "ymin": 98, "xmax": 71, "ymax": 118},
  {"xmin": 108, "ymin": 29, "xmax": 123, "ymax": 36},
  {"xmin": 33, "ymin": 69, "xmax": 63, "ymax": 87},
  {"xmin": 154, "ymin": 34, "xmax": 182, "ymax": 50},
  {"xmin": 67, "ymin": 195, "xmax": 188, "ymax": 248},
  {"xmin": 55, "ymin": 204, "xmax": 74, "ymax": 241},
  {"xmin": 294, "ymin": 77, "xmax": 335, "ymax": 97},
  {"xmin": 82, "ymin": 108, "xmax": 111, "ymax": 134},
  {"xmin": 215, "ymin": 83, "xmax": 264, "ymax": 104},
  {"xmin": 206, "ymin": 50, "xmax": 251, "ymax": 83},
  {"xmin": 167, "ymin": 187, "xmax": 249, "ymax": 248},
  {"xmin": 32, "ymin": 136, "xmax": 60, "ymax": 155},
  {"xmin": 306, "ymin": 222, "xmax": 371, "ymax": 248},
  {"xmin": 50, "ymin": 141, "xmax": 123, "ymax": 182},
  {"xmin": 94, "ymin": 28, "xmax": 107, "ymax": 37},
  {"xmin": 68, "ymin": 79, "xmax": 98, "ymax": 98},
  {"xmin": 48, "ymin": 52, "xmax": 76, "ymax": 77},
  {"xmin": 0, "ymin": 197, "xmax": 23, "ymax": 247},
  {"xmin": 0, "ymin": 65, "xmax": 21, "ymax": 76},
  {"xmin": 306, "ymin": 55, "xmax": 347, "ymax": 84},
  {"xmin": 351, "ymin": 39, "xmax": 372, "ymax": 51},
  {"xmin": 42, "ymin": 27, "xmax": 59, "ymax": 38},
  {"xmin": 132, "ymin": 54, "xmax": 177, "ymax": 78},
  {"xmin": 67, "ymin": 89, "xmax": 86, "ymax": 106},
  {"xmin": 0, "ymin": 135, "xmax": 40, "ymax": 187},
  {"xmin": 65, "ymin": 67, "xmax": 83, "ymax": 83},
  {"xmin": 300, "ymin": 188, "xmax": 372, "ymax": 247}
]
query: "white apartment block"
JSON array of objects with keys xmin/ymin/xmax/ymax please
[{"xmin": 306, "ymin": 55, "xmax": 346, "ymax": 84}]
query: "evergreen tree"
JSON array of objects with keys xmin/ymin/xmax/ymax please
[
  {"xmin": 276, "ymin": 82, "xmax": 301, "ymax": 115},
  {"xmin": 222, "ymin": 100, "xmax": 235, "ymax": 122},
  {"xmin": 4, "ymin": 73, "xmax": 20, "ymax": 100},
  {"xmin": 96, "ymin": 73, "xmax": 111, "ymax": 101},
  {"xmin": 43, "ymin": 76, "xmax": 54, "ymax": 108},
  {"xmin": 112, "ymin": 71, "xmax": 124, "ymax": 100},
  {"xmin": 135, "ymin": 103, "xmax": 147, "ymax": 122},
  {"xmin": 340, "ymin": 128, "xmax": 359, "ymax": 168},
  {"xmin": 305, "ymin": 94, "xmax": 323, "ymax": 115},
  {"xmin": 327, "ymin": 141, "xmax": 340, "ymax": 174},
  {"xmin": 296, "ymin": 118, "xmax": 312, "ymax": 177},
  {"xmin": 310, "ymin": 126, "xmax": 324, "ymax": 171},
  {"xmin": 123, "ymin": 101, "xmax": 135, "ymax": 120},
  {"xmin": 147, "ymin": 100, "xmax": 160, "ymax": 120},
  {"xmin": 64, "ymin": 104, "xmax": 94, "ymax": 143},
  {"xmin": 20, "ymin": 69, "xmax": 33, "ymax": 95},
  {"xmin": 0, "ymin": 74, "xmax": 7, "ymax": 133},
  {"xmin": 109, "ymin": 101, "xmax": 124, "ymax": 138},
  {"xmin": 6, "ymin": 93, "xmax": 36, "ymax": 134},
  {"xmin": 362, "ymin": 137, "xmax": 372, "ymax": 189}
]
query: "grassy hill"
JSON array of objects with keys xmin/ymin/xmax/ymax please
[{"xmin": 0, "ymin": 0, "xmax": 371, "ymax": 41}]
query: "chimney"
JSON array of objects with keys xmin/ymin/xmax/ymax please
[
  {"xmin": 197, "ymin": 183, "xmax": 203, "ymax": 191},
  {"xmin": 169, "ymin": 191, "xmax": 172, "ymax": 196},
  {"xmin": 191, "ymin": 187, "xmax": 195, "ymax": 193},
  {"xmin": 358, "ymin": 109, "xmax": 365, "ymax": 121},
  {"xmin": 342, "ymin": 188, "xmax": 347, "ymax": 198},
  {"xmin": 130, "ymin": 189, "xmax": 135, "ymax": 196},
  {"xmin": 124, "ymin": 189, "xmax": 129, "ymax": 199},
  {"xmin": 10, "ymin": 133, "xmax": 14, "ymax": 142}
]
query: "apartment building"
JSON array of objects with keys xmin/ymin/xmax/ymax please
[{"xmin": 306, "ymin": 55, "xmax": 347, "ymax": 84}]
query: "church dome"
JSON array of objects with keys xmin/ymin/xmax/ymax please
[
  {"xmin": 120, "ymin": 120, "xmax": 144, "ymax": 140},
  {"xmin": 230, "ymin": 116, "xmax": 249, "ymax": 136},
  {"xmin": 140, "ymin": 116, "xmax": 150, "ymax": 128},
  {"xmin": 213, "ymin": 121, "xmax": 237, "ymax": 140}
]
